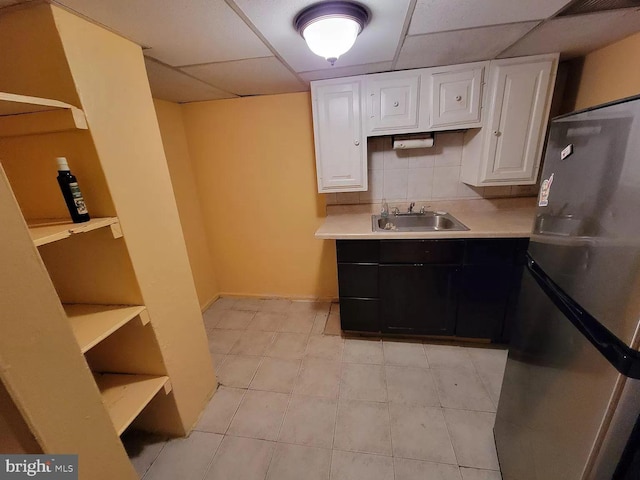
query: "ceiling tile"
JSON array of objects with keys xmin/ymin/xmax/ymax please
[
  {"xmin": 182, "ymin": 57, "xmax": 308, "ymax": 96},
  {"xmin": 300, "ymin": 62, "xmax": 393, "ymax": 82},
  {"xmin": 396, "ymin": 22, "xmax": 539, "ymax": 70},
  {"xmin": 231, "ymin": 0, "xmax": 412, "ymax": 73},
  {"xmin": 55, "ymin": 0, "xmax": 272, "ymax": 66},
  {"xmin": 144, "ymin": 58, "xmax": 237, "ymax": 103},
  {"xmin": 409, "ymin": 0, "xmax": 572, "ymax": 35},
  {"xmin": 500, "ymin": 8, "xmax": 640, "ymax": 59}
]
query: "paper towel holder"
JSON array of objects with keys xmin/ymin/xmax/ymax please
[{"xmin": 392, "ymin": 133, "xmax": 434, "ymax": 150}]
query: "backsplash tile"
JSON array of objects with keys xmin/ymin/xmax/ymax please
[
  {"xmin": 325, "ymin": 132, "xmax": 540, "ymax": 206},
  {"xmin": 383, "ymin": 169, "xmax": 409, "ymax": 201},
  {"xmin": 407, "ymin": 168, "xmax": 433, "ymax": 199},
  {"xmin": 432, "ymin": 165, "xmax": 461, "ymax": 199}
]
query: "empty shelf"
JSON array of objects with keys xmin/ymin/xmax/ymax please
[
  {"xmin": 28, "ymin": 217, "xmax": 120, "ymax": 247},
  {"xmin": 0, "ymin": 92, "xmax": 88, "ymax": 137},
  {"xmin": 64, "ymin": 304, "xmax": 148, "ymax": 353},
  {"xmin": 94, "ymin": 373, "xmax": 171, "ymax": 436}
]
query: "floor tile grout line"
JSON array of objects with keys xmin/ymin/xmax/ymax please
[
  {"xmin": 262, "ymin": 342, "xmax": 308, "ymax": 479},
  {"xmin": 329, "ymin": 358, "xmax": 345, "ymax": 480},
  {"xmin": 274, "ymin": 354, "xmax": 304, "ymax": 442},
  {"xmin": 197, "ymin": 431, "xmax": 226, "ymax": 480},
  {"xmin": 422, "ymin": 341, "xmax": 431, "ymax": 369},
  {"xmin": 222, "ymin": 385, "xmax": 249, "ymax": 436},
  {"xmin": 462, "ymin": 350, "xmax": 502, "ymax": 411},
  {"xmin": 382, "ymin": 361, "xmax": 397, "ymax": 480},
  {"xmin": 331, "ymin": 358, "xmax": 344, "ymax": 451},
  {"xmin": 140, "ymin": 439, "xmax": 168, "ymax": 480},
  {"xmin": 441, "ymin": 406, "xmax": 461, "ymax": 468}
]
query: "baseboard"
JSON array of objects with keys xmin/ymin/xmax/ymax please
[
  {"xmin": 217, "ymin": 292, "xmax": 338, "ymax": 303},
  {"xmin": 200, "ymin": 293, "xmax": 220, "ymax": 312}
]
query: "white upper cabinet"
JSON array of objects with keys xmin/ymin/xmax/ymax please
[
  {"xmin": 310, "ymin": 55, "xmax": 558, "ymax": 193},
  {"xmin": 365, "ymin": 71, "xmax": 421, "ymax": 136},
  {"xmin": 311, "ymin": 78, "xmax": 367, "ymax": 193},
  {"xmin": 461, "ymin": 54, "xmax": 558, "ymax": 186},
  {"xmin": 429, "ymin": 64, "xmax": 484, "ymax": 129}
]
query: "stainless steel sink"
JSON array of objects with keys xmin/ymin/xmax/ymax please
[{"xmin": 372, "ymin": 212, "xmax": 469, "ymax": 232}]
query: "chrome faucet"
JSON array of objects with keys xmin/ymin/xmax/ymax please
[
  {"xmin": 391, "ymin": 206, "xmax": 400, "ymax": 215},
  {"xmin": 408, "ymin": 202, "xmax": 415, "ymax": 213}
]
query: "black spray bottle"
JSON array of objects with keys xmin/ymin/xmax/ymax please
[{"xmin": 56, "ymin": 157, "xmax": 90, "ymax": 223}]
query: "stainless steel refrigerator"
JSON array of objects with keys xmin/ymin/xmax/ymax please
[{"xmin": 495, "ymin": 95, "xmax": 640, "ymax": 480}]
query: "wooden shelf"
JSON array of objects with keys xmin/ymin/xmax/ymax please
[
  {"xmin": 94, "ymin": 373, "xmax": 171, "ymax": 436},
  {"xmin": 0, "ymin": 92, "xmax": 88, "ymax": 137},
  {"xmin": 28, "ymin": 217, "xmax": 120, "ymax": 247},
  {"xmin": 64, "ymin": 304, "xmax": 149, "ymax": 353}
]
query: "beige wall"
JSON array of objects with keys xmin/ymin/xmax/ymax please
[
  {"xmin": 572, "ymin": 31, "xmax": 640, "ymax": 110},
  {"xmin": 153, "ymin": 99, "xmax": 219, "ymax": 309},
  {"xmin": 180, "ymin": 93, "xmax": 337, "ymax": 300}
]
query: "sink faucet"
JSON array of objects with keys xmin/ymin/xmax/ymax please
[{"xmin": 408, "ymin": 202, "xmax": 415, "ymax": 213}]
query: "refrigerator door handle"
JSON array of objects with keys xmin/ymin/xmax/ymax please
[{"xmin": 526, "ymin": 253, "xmax": 640, "ymax": 379}]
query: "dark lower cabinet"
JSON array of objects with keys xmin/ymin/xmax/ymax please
[
  {"xmin": 380, "ymin": 264, "xmax": 459, "ymax": 335},
  {"xmin": 457, "ymin": 265, "xmax": 511, "ymax": 341},
  {"xmin": 339, "ymin": 298, "xmax": 380, "ymax": 332},
  {"xmin": 336, "ymin": 238, "xmax": 528, "ymax": 342}
]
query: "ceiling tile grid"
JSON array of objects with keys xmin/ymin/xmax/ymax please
[
  {"xmin": 182, "ymin": 57, "xmax": 308, "ymax": 96},
  {"xmin": 500, "ymin": 7, "xmax": 640, "ymax": 59},
  {"xmin": 396, "ymin": 22, "xmax": 540, "ymax": 71},
  {"xmin": 408, "ymin": 0, "xmax": 572, "ymax": 35},
  {"xmin": 54, "ymin": 0, "xmax": 272, "ymax": 65},
  {"xmin": 299, "ymin": 61, "xmax": 393, "ymax": 82},
  {"xmin": 5, "ymin": 0, "xmax": 632, "ymax": 102},
  {"xmin": 144, "ymin": 58, "xmax": 237, "ymax": 103}
]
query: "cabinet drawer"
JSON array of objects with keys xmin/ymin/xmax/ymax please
[
  {"xmin": 380, "ymin": 240, "xmax": 464, "ymax": 264},
  {"xmin": 338, "ymin": 263, "xmax": 378, "ymax": 298},
  {"xmin": 336, "ymin": 240, "xmax": 380, "ymax": 263},
  {"xmin": 339, "ymin": 298, "xmax": 380, "ymax": 332}
]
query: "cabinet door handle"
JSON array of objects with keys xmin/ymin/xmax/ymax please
[
  {"xmin": 370, "ymin": 93, "xmax": 375, "ymax": 118},
  {"xmin": 455, "ymin": 95, "xmax": 462, "ymax": 102},
  {"xmin": 393, "ymin": 101, "xmax": 399, "ymax": 107},
  {"xmin": 354, "ymin": 140, "xmax": 360, "ymax": 146},
  {"xmin": 493, "ymin": 130, "xmax": 501, "ymax": 137}
]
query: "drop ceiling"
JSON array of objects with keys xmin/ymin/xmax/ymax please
[{"xmin": 4, "ymin": 0, "xmax": 639, "ymax": 103}]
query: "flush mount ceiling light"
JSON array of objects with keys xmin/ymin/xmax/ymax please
[{"xmin": 294, "ymin": 1, "xmax": 369, "ymax": 66}]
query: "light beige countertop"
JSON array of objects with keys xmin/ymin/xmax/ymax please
[{"xmin": 315, "ymin": 197, "xmax": 537, "ymax": 240}]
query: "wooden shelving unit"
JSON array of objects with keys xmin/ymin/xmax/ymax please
[
  {"xmin": 94, "ymin": 374, "xmax": 171, "ymax": 436},
  {"xmin": 0, "ymin": 92, "xmax": 88, "ymax": 137},
  {"xmin": 28, "ymin": 217, "xmax": 121, "ymax": 247},
  {"xmin": 64, "ymin": 304, "xmax": 149, "ymax": 353},
  {"xmin": 0, "ymin": 8, "xmax": 215, "ymax": 476}
]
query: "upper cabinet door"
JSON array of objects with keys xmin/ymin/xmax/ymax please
[
  {"xmin": 311, "ymin": 79, "xmax": 367, "ymax": 193},
  {"xmin": 429, "ymin": 66, "xmax": 484, "ymax": 129},
  {"xmin": 483, "ymin": 59, "xmax": 553, "ymax": 183},
  {"xmin": 365, "ymin": 71, "xmax": 421, "ymax": 136}
]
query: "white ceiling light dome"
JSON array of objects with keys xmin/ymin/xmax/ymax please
[{"xmin": 295, "ymin": 1, "xmax": 370, "ymax": 66}]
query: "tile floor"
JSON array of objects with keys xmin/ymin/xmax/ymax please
[{"xmin": 127, "ymin": 297, "xmax": 508, "ymax": 480}]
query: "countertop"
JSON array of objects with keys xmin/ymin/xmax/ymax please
[{"xmin": 315, "ymin": 197, "xmax": 537, "ymax": 240}]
